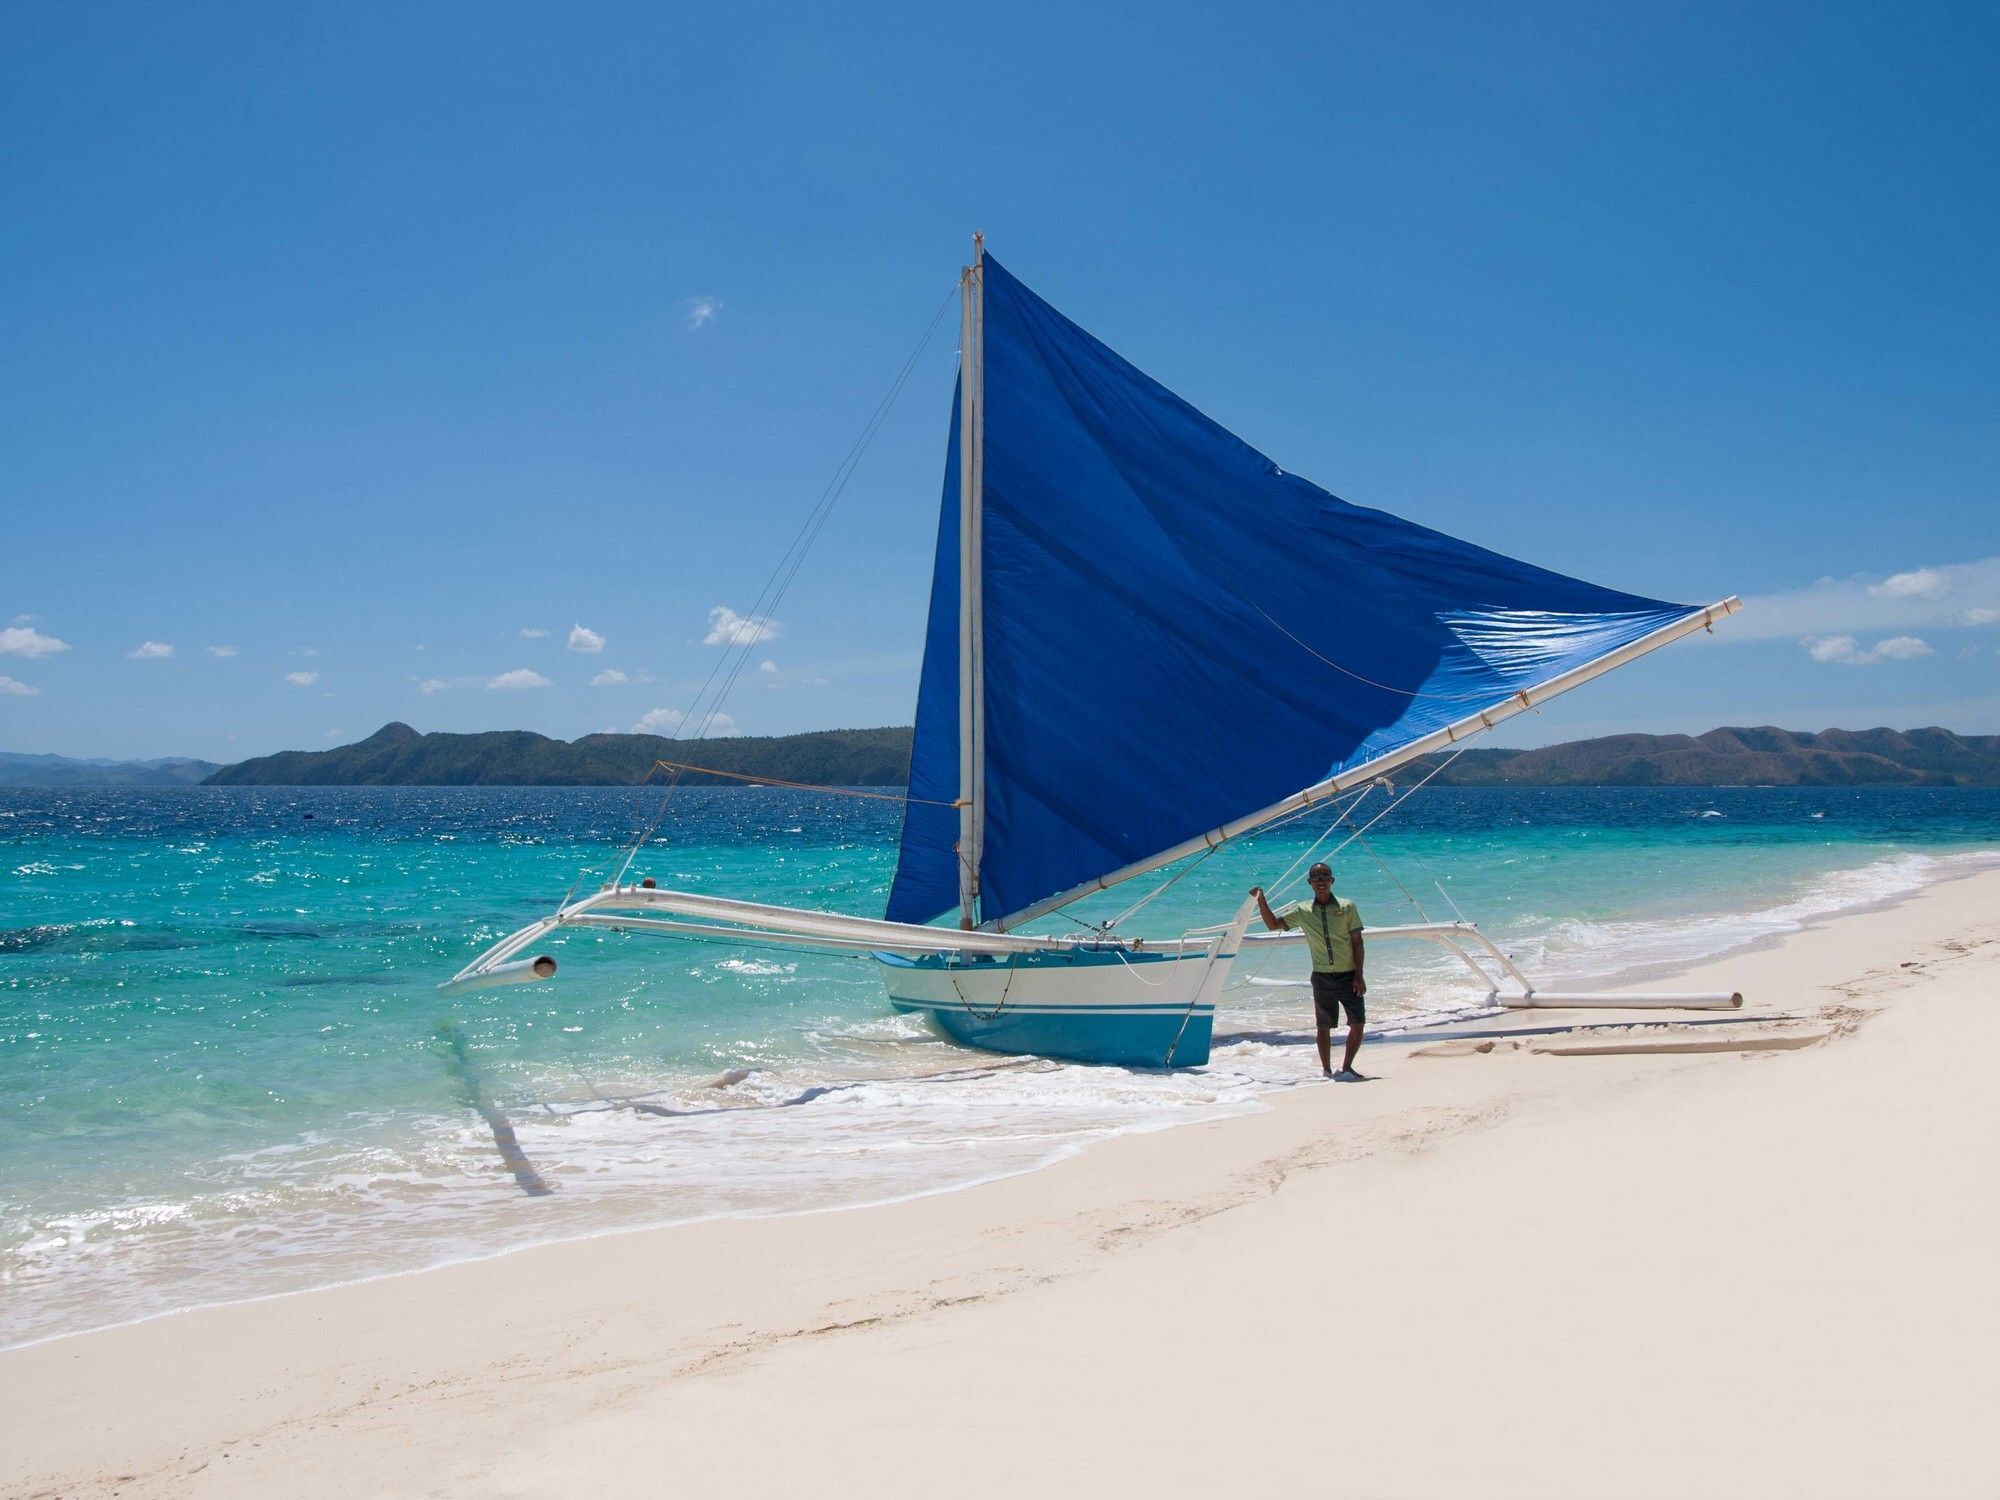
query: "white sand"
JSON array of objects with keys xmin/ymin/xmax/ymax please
[{"xmin": 5, "ymin": 870, "xmax": 1997, "ymax": 1499}]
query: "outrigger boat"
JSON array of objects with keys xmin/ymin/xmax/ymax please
[{"xmin": 445, "ymin": 237, "xmax": 1742, "ymax": 1067}]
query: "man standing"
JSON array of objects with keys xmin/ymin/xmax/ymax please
[{"xmin": 1251, "ymin": 863, "xmax": 1367, "ymax": 1080}]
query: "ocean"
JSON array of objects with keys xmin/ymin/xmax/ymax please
[{"xmin": 4, "ymin": 783, "xmax": 1997, "ymax": 1349}]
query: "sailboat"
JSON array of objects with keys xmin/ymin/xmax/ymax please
[{"xmin": 444, "ymin": 237, "xmax": 1742, "ymax": 1068}]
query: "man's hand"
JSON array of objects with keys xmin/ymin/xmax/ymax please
[
  {"xmin": 1352, "ymin": 975, "xmax": 1367, "ymax": 998},
  {"xmin": 1251, "ymin": 885, "xmax": 1285, "ymax": 932}
]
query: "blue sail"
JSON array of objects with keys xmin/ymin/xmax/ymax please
[{"xmin": 886, "ymin": 255, "xmax": 1701, "ymax": 928}]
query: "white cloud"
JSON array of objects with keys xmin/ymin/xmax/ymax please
[
  {"xmin": 1964, "ymin": 607, "xmax": 2000, "ymax": 626},
  {"xmin": 1731, "ymin": 556, "xmax": 2000, "ymax": 641},
  {"xmin": 1802, "ymin": 634, "xmax": 1934, "ymax": 667},
  {"xmin": 9, "ymin": 613, "xmax": 36, "ymax": 625},
  {"xmin": 1867, "ymin": 568, "xmax": 1949, "ymax": 600},
  {"xmin": 285, "ymin": 670, "xmax": 319, "ymax": 686},
  {"xmin": 632, "ymin": 707, "xmax": 736, "ymax": 736},
  {"xmin": 682, "ymin": 296, "xmax": 723, "ymax": 331},
  {"xmin": 519, "ymin": 627, "xmax": 550, "ymax": 639},
  {"xmin": 1804, "ymin": 635, "xmax": 1860, "ymax": 664},
  {"xmin": 0, "ymin": 626, "xmax": 69, "ymax": 659},
  {"xmin": 205, "ymin": 644, "xmax": 240, "ymax": 658},
  {"xmin": 128, "ymin": 641, "xmax": 174, "ymax": 660},
  {"xmin": 568, "ymin": 624, "xmax": 606, "ymax": 654},
  {"xmin": 0, "ymin": 675, "xmax": 40, "ymax": 696},
  {"xmin": 758, "ymin": 659, "xmax": 777, "ymax": 673},
  {"xmin": 291, "ymin": 646, "xmax": 319, "ymax": 658},
  {"xmin": 325, "ymin": 729, "xmax": 343, "ymax": 741},
  {"xmin": 418, "ymin": 678, "xmax": 450, "ymax": 694},
  {"xmin": 488, "ymin": 668, "xmax": 552, "ymax": 690},
  {"xmin": 704, "ymin": 605, "xmax": 780, "ymax": 646},
  {"xmin": 590, "ymin": 668, "xmax": 629, "ymax": 687}
]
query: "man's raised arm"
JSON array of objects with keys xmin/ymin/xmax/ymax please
[{"xmin": 1250, "ymin": 885, "xmax": 1287, "ymax": 932}]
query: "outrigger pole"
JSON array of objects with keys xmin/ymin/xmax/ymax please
[{"xmin": 441, "ymin": 892, "xmax": 1740, "ymax": 1010}]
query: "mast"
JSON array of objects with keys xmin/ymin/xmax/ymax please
[{"xmin": 956, "ymin": 232, "xmax": 986, "ymax": 927}]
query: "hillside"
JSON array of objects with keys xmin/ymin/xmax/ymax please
[
  {"xmin": 0, "ymin": 752, "xmax": 223, "ymax": 788},
  {"xmin": 1411, "ymin": 726, "xmax": 2000, "ymax": 786},
  {"xmin": 197, "ymin": 723, "xmax": 2000, "ymax": 789},
  {"xmin": 203, "ymin": 723, "xmax": 914, "ymax": 787}
]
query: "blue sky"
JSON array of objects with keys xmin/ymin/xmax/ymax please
[{"xmin": 2, "ymin": 1, "xmax": 1995, "ymax": 761}]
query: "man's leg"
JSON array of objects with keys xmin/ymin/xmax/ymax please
[
  {"xmin": 1341, "ymin": 1020, "xmax": 1364, "ymax": 1075},
  {"xmin": 1316, "ymin": 1022, "xmax": 1333, "ymax": 1076}
]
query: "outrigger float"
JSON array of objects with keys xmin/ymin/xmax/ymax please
[{"xmin": 446, "ymin": 237, "xmax": 1743, "ymax": 1067}]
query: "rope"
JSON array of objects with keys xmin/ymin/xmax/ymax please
[
  {"xmin": 1105, "ymin": 781, "xmax": 1376, "ymax": 935},
  {"xmin": 1295, "ymin": 743, "xmax": 1472, "ymax": 888},
  {"xmin": 1249, "ymin": 601, "xmax": 1507, "ymax": 704},
  {"xmin": 649, "ymin": 758, "xmax": 960, "ymax": 805},
  {"xmin": 1162, "ymin": 990, "xmax": 1203, "ymax": 1068},
  {"xmin": 1387, "ymin": 820, "xmax": 1472, "ymax": 924},
  {"xmin": 1104, "ymin": 841, "xmax": 1223, "ymax": 929},
  {"xmin": 1343, "ymin": 821, "xmax": 1430, "ymax": 922},
  {"xmin": 574, "ymin": 280, "xmax": 959, "ymax": 903},
  {"xmin": 947, "ymin": 952, "xmax": 1022, "ymax": 1021},
  {"xmin": 1265, "ymin": 784, "xmax": 1378, "ymax": 898},
  {"xmin": 1108, "ymin": 945, "xmax": 1172, "ymax": 987}
]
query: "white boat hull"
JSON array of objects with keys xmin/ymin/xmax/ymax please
[{"xmin": 877, "ymin": 945, "xmax": 1228, "ymax": 1068}]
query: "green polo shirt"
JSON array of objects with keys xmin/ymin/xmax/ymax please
[{"xmin": 1280, "ymin": 896, "xmax": 1363, "ymax": 973}]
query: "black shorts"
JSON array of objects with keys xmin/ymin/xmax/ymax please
[{"xmin": 1311, "ymin": 970, "xmax": 1364, "ymax": 1028}]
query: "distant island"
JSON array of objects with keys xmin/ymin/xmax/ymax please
[
  {"xmin": 1406, "ymin": 726, "xmax": 2000, "ymax": 787},
  {"xmin": 203, "ymin": 722, "xmax": 913, "ymax": 787},
  {"xmin": 186, "ymin": 722, "xmax": 2000, "ymax": 788},
  {"xmin": 0, "ymin": 751, "xmax": 223, "ymax": 788},
  {"xmin": 10, "ymin": 725, "xmax": 1995, "ymax": 791}
]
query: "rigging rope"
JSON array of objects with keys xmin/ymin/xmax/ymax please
[
  {"xmin": 1342, "ymin": 820, "xmax": 1431, "ymax": 923},
  {"xmin": 648, "ymin": 758, "xmax": 960, "ymax": 806},
  {"xmin": 948, "ymin": 952, "xmax": 1022, "ymax": 1021},
  {"xmin": 1302, "ymin": 743, "xmax": 1472, "ymax": 893},
  {"xmin": 1103, "ymin": 779, "xmax": 1379, "ymax": 934},
  {"xmin": 561, "ymin": 280, "xmax": 959, "ymax": 909},
  {"xmin": 1385, "ymin": 814, "xmax": 1472, "ymax": 924},
  {"xmin": 1249, "ymin": 601, "xmax": 1514, "ymax": 704},
  {"xmin": 1265, "ymin": 784, "xmax": 1379, "ymax": 897},
  {"xmin": 1219, "ymin": 744, "xmax": 1473, "ymax": 992},
  {"xmin": 1102, "ymin": 840, "xmax": 1222, "ymax": 930}
]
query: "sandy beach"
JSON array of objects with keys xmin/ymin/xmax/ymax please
[{"xmin": 5, "ymin": 869, "xmax": 1996, "ymax": 1499}]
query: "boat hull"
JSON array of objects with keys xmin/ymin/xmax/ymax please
[{"xmin": 877, "ymin": 947, "xmax": 1220, "ymax": 1068}]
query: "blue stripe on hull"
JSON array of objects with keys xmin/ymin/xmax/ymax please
[{"xmin": 894, "ymin": 1001, "xmax": 1213, "ymax": 1069}]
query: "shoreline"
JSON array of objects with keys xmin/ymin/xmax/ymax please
[
  {"xmin": 6, "ymin": 867, "xmax": 1997, "ymax": 1496},
  {"xmin": 4, "ymin": 840, "xmax": 1996, "ymax": 1358}
]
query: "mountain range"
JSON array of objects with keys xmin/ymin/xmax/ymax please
[
  {"xmin": 0, "ymin": 751, "xmax": 223, "ymax": 788},
  {"xmin": 1408, "ymin": 726, "xmax": 2000, "ymax": 786},
  {"xmin": 9, "ymin": 724, "xmax": 1998, "ymax": 790},
  {"xmin": 201, "ymin": 722, "xmax": 911, "ymax": 787}
]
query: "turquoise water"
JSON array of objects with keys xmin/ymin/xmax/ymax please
[{"xmin": 4, "ymin": 784, "xmax": 1998, "ymax": 1347}]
